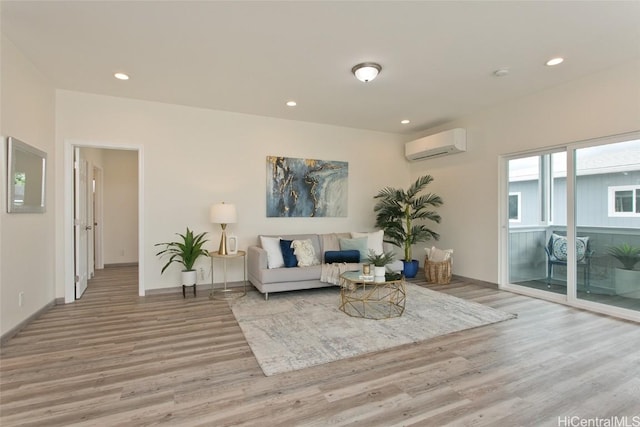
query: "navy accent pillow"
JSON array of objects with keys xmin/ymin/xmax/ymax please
[
  {"xmin": 325, "ymin": 250, "xmax": 360, "ymax": 264},
  {"xmin": 279, "ymin": 239, "xmax": 297, "ymax": 267}
]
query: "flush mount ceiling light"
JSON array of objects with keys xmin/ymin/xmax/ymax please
[
  {"xmin": 546, "ymin": 57, "xmax": 564, "ymax": 66},
  {"xmin": 493, "ymin": 68, "xmax": 510, "ymax": 77},
  {"xmin": 114, "ymin": 72, "xmax": 129, "ymax": 80},
  {"xmin": 351, "ymin": 62, "xmax": 381, "ymax": 82}
]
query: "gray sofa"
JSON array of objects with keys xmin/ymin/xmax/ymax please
[
  {"xmin": 247, "ymin": 233, "xmax": 360, "ymax": 299},
  {"xmin": 248, "ymin": 232, "xmax": 402, "ymax": 299}
]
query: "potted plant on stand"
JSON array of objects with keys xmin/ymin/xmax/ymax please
[
  {"xmin": 155, "ymin": 227, "xmax": 210, "ymax": 297},
  {"xmin": 607, "ymin": 243, "xmax": 640, "ymax": 298},
  {"xmin": 374, "ymin": 175, "xmax": 443, "ymax": 278}
]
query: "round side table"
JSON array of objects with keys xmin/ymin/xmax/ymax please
[{"xmin": 209, "ymin": 250, "xmax": 247, "ymax": 300}]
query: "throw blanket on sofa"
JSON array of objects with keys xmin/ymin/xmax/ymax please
[{"xmin": 320, "ymin": 263, "xmax": 351, "ymax": 285}]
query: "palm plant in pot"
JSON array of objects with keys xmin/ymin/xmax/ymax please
[
  {"xmin": 155, "ymin": 227, "xmax": 210, "ymax": 287},
  {"xmin": 607, "ymin": 243, "xmax": 640, "ymax": 298},
  {"xmin": 374, "ymin": 175, "xmax": 443, "ymax": 278}
]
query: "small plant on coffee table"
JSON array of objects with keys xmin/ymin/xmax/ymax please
[{"xmin": 366, "ymin": 250, "xmax": 395, "ymax": 267}]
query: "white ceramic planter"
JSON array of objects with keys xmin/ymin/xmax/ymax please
[
  {"xmin": 182, "ymin": 269, "xmax": 197, "ymax": 286},
  {"xmin": 374, "ymin": 266, "xmax": 386, "ymax": 277},
  {"xmin": 614, "ymin": 268, "xmax": 640, "ymax": 299}
]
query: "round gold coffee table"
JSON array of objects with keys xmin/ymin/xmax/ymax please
[{"xmin": 339, "ymin": 271, "xmax": 406, "ymax": 319}]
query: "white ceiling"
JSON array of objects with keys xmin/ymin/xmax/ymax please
[{"xmin": 2, "ymin": 1, "xmax": 639, "ymax": 135}]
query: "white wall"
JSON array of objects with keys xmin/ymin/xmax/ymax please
[
  {"xmin": 102, "ymin": 149, "xmax": 138, "ymax": 264},
  {"xmin": 1, "ymin": 36, "xmax": 56, "ymax": 335},
  {"xmin": 80, "ymin": 147, "xmax": 105, "ymax": 169},
  {"xmin": 408, "ymin": 60, "xmax": 640, "ymax": 284},
  {"xmin": 55, "ymin": 91, "xmax": 407, "ymax": 295}
]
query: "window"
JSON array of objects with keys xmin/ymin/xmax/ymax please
[
  {"xmin": 508, "ymin": 192, "xmax": 521, "ymax": 222},
  {"xmin": 608, "ymin": 185, "xmax": 640, "ymax": 217}
]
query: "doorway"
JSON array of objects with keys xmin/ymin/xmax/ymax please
[{"xmin": 65, "ymin": 141, "xmax": 144, "ymax": 303}]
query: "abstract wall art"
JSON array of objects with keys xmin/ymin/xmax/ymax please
[{"xmin": 266, "ymin": 156, "xmax": 348, "ymax": 217}]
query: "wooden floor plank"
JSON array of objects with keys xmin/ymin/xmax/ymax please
[{"xmin": 1, "ymin": 265, "xmax": 639, "ymax": 426}]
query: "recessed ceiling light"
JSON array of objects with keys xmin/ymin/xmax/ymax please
[
  {"xmin": 114, "ymin": 72, "xmax": 130, "ymax": 80},
  {"xmin": 401, "ymin": 119, "xmax": 410, "ymax": 124},
  {"xmin": 493, "ymin": 68, "xmax": 510, "ymax": 77},
  {"xmin": 286, "ymin": 101, "xmax": 297, "ymax": 107},
  {"xmin": 545, "ymin": 57, "xmax": 564, "ymax": 66}
]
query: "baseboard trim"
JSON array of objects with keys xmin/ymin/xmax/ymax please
[
  {"xmin": 104, "ymin": 262, "xmax": 139, "ymax": 268},
  {"xmin": 1, "ymin": 299, "xmax": 56, "ymax": 346},
  {"xmin": 452, "ymin": 274, "xmax": 499, "ymax": 289},
  {"xmin": 145, "ymin": 281, "xmax": 245, "ymax": 296}
]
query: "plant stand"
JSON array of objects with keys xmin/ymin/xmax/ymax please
[
  {"xmin": 182, "ymin": 270, "xmax": 197, "ymax": 298},
  {"xmin": 182, "ymin": 284, "xmax": 196, "ymax": 298}
]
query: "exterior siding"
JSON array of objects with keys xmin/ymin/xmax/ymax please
[{"xmin": 510, "ymin": 171, "xmax": 640, "ymax": 228}]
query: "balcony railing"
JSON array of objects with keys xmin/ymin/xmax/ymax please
[{"xmin": 509, "ymin": 225, "xmax": 640, "ymax": 294}]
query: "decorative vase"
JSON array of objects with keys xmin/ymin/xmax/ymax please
[
  {"xmin": 182, "ymin": 269, "xmax": 197, "ymax": 286},
  {"xmin": 403, "ymin": 259, "xmax": 420, "ymax": 278},
  {"xmin": 374, "ymin": 266, "xmax": 386, "ymax": 277}
]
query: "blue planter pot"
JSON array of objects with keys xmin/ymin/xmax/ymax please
[{"xmin": 403, "ymin": 259, "xmax": 420, "ymax": 278}]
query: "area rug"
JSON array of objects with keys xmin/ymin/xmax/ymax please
[{"xmin": 230, "ymin": 283, "xmax": 516, "ymax": 376}]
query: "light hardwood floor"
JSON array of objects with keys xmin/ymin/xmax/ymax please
[{"xmin": 1, "ymin": 266, "xmax": 638, "ymax": 426}]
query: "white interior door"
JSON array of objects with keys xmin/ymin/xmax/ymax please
[
  {"xmin": 87, "ymin": 164, "xmax": 95, "ymax": 279},
  {"xmin": 93, "ymin": 166, "xmax": 104, "ymax": 270},
  {"xmin": 74, "ymin": 148, "xmax": 89, "ymax": 298}
]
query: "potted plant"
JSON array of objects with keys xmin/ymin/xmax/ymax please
[
  {"xmin": 374, "ymin": 175, "xmax": 443, "ymax": 278},
  {"xmin": 366, "ymin": 249, "xmax": 396, "ymax": 277},
  {"xmin": 607, "ymin": 243, "xmax": 640, "ymax": 298},
  {"xmin": 155, "ymin": 227, "xmax": 210, "ymax": 288}
]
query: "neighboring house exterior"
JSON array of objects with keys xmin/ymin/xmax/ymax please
[
  {"xmin": 510, "ymin": 171, "xmax": 640, "ymax": 228},
  {"xmin": 508, "ymin": 141, "xmax": 640, "ymax": 292}
]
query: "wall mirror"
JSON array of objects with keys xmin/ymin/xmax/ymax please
[{"xmin": 6, "ymin": 136, "xmax": 47, "ymax": 213}]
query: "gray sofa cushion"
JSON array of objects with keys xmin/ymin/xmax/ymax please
[{"xmin": 259, "ymin": 264, "xmax": 323, "ymax": 284}]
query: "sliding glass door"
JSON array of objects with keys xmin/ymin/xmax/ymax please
[
  {"xmin": 574, "ymin": 140, "xmax": 640, "ymax": 312},
  {"xmin": 503, "ymin": 132, "xmax": 640, "ymax": 319},
  {"xmin": 507, "ymin": 151, "xmax": 567, "ymax": 296}
]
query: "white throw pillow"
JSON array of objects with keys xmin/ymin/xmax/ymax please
[
  {"xmin": 426, "ymin": 246, "xmax": 453, "ymax": 262},
  {"xmin": 351, "ymin": 230, "xmax": 384, "ymax": 256},
  {"xmin": 260, "ymin": 236, "xmax": 284, "ymax": 269},
  {"xmin": 292, "ymin": 239, "xmax": 320, "ymax": 267}
]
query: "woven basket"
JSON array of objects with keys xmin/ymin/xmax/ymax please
[{"xmin": 424, "ymin": 256, "xmax": 452, "ymax": 284}]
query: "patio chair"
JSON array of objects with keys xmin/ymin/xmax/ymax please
[{"xmin": 544, "ymin": 234, "xmax": 593, "ymax": 293}]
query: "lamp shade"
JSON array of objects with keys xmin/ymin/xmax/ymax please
[{"xmin": 210, "ymin": 203, "xmax": 237, "ymax": 224}]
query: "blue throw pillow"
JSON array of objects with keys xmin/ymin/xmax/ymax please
[
  {"xmin": 325, "ymin": 250, "xmax": 360, "ymax": 264},
  {"xmin": 338, "ymin": 237, "xmax": 368, "ymax": 262},
  {"xmin": 279, "ymin": 239, "xmax": 297, "ymax": 267}
]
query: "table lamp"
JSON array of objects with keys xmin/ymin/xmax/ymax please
[{"xmin": 210, "ymin": 202, "xmax": 237, "ymax": 255}]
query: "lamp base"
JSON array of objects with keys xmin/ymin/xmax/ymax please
[{"xmin": 218, "ymin": 229, "xmax": 228, "ymax": 255}]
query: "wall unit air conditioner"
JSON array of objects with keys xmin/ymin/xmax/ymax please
[{"xmin": 405, "ymin": 128, "xmax": 466, "ymax": 161}]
